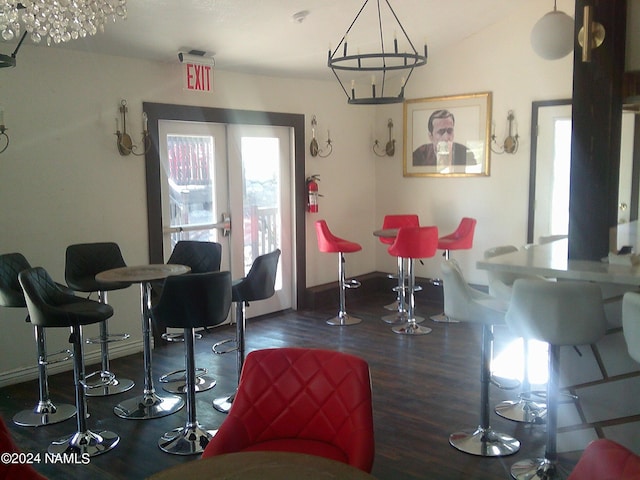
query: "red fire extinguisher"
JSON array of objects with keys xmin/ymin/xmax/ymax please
[{"xmin": 306, "ymin": 174, "xmax": 320, "ymax": 213}]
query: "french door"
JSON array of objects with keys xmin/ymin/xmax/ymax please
[{"xmin": 158, "ymin": 120, "xmax": 292, "ymax": 317}]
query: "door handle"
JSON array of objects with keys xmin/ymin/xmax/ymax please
[{"xmin": 212, "ymin": 213, "xmax": 231, "ymax": 237}]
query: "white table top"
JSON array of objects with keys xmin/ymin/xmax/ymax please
[{"xmin": 477, "ymin": 238, "xmax": 640, "ymax": 286}]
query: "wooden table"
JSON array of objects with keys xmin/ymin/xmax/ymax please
[
  {"xmin": 373, "ymin": 228, "xmax": 398, "ymax": 239},
  {"xmin": 146, "ymin": 451, "xmax": 376, "ymax": 480},
  {"xmin": 96, "ymin": 264, "xmax": 190, "ymax": 419}
]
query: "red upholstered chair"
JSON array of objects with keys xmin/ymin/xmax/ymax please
[
  {"xmin": 315, "ymin": 220, "xmax": 363, "ymax": 326},
  {"xmin": 0, "ymin": 415, "xmax": 48, "ymax": 480},
  {"xmin": 567, "ymin": 439, "xmax": 640, "ymax": 480},
  {"xmin": 378, "ymin": 214, "xmax": 420, "ymax": 321},
  {"xmin": 432, "ymin": 217, "xmax": 477, "ymax": 323},
  {"xmin": 387, "ymin": 226, "xmax": 438, "ymax": 335},
  {"xmin": 201, "ymin": 347, "xmax": 375, "ymax": 473}
]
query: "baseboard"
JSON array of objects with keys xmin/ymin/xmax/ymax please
[
  {"xmin": 304, "ymin": 271, "xmax": 444, "ymax": 310},
  {"xmin": 0, "ymin": 340, "xmax": 144, "ymax": 388}
]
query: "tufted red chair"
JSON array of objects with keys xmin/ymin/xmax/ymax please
[
  {"xmin": 201, "ymin": 347, "xmax": 375, "ymax": 473},
  {"xmin": 567, "ymin": 439, "xmax": 640, "ymax": 480},
  {"xmin": 315, "ymin": 220, "xmax": 363, "ymax": 326},
  {"xmin": 0, "ymin": 415, "xmax": 48, "ymax": 480}
]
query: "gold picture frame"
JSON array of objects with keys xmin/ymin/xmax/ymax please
[{"xmin": 403, "ymin": 92, "xmax": 492, "ymax": 177}]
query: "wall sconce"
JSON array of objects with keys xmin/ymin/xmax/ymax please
[
  {"xmin": 0, "ymin": 108, "xmax": 8, "ymax": 154},
  {"xmin": 491, "ymin": 110, "xmax": 519, "ymax": 155},
  {"xmin": 373, "ymin": 118, "xmax": 395, "ymax": 157},
  {"xmin": 578, "ymin": 5, "xmax": 605, "ymax": 63},
  {"xmin": 309, "ymin": 115, "xmax": 332, "ymax": 158},
  {"xmin": 115, "ymin": 99, "xmax": 150, "ymax": 156}
]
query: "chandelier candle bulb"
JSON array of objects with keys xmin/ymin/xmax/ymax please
[{"xmin": 142, "ymin": 112, "xmax": 148, "ymax": 132}]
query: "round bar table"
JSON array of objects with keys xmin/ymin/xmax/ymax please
[
  {"xmin": 96, "ymin": 264, "xmax": 189, "ymax": 420},
  {"xmin": 146, "ymin": 451, "xmax": 376, "ymax": 480}
]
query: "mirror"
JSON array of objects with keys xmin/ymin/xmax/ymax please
[{"xmin": 528, "ymin": 100, "xmax": 639, "ymax": 244}]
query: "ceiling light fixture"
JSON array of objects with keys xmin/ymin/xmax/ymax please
[
  {"xmin": 0, "ymin": 0, "xmax": 127, "ymax": 68},
  {"xmin": 328, "ymin": 0, "xmax": 427, "ymax": 105},
  {"xmin": 530, "ymin": 0, "xmax": 574, "ymax": 60}
]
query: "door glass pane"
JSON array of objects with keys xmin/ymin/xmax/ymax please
[
  {"xmin": 550, "ymin": 119, "xmax": 571, "ymax": 235},
  {"xmin": 241, "ymin": 137, "xmax": 282, "ymax": 289},
  {"xmin": 166, "ymin": 134, "xmax": 216, "ymax": 250}
]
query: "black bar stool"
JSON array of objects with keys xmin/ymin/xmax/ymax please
[
  {"xmin": 65, "ymin": 242, "xmax": 135, "ymax": 396},
  {"xmin": 153, "ymin": 240, "xmax": 222, "ymax": 394},
  {"xmin": 212, "ymin": 249, "xmax": 280, "ymax": 413},
  {"xmin": 152, "ymin": 271, "xmax": 232, "ymax": 455},
  {"xmin": 0, "ymin": 253, "xmax": 76, "ymax": 427},
  {"xmin": 19, "ymin": 267, "xmax": 119, "ymax": 456}
]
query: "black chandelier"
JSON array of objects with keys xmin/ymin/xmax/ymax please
[{"xmin": 328, "ymin": 0, "xmax": 427, "ymax": 105}]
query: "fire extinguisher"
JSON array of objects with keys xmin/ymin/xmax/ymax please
[{"xmin": 306, "ymin": 174, "xmax": 320, "ymax": 213}]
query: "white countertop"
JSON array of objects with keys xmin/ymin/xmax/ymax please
[{"xmin": 477, "ymin": 237, "xmax": 640, "ymax": 286}]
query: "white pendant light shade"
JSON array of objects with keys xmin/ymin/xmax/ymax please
[{"xmin": 531, "ymin": 9, "xmax": 575, "ymax": 60}]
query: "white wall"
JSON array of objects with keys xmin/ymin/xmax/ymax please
[
  {"xmin": 0, "ymin": 45, "xmax": 375, "ymax": 381},
  {"xmin": 0, "ymin": 0, "xmax": 573, "ymax": 382},
  {"xmin": 373, "ymin": 0, "xmax": 574, "ymax": 285}
]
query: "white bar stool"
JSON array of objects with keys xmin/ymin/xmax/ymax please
[{"xmin": 506, "ymin": 279, "xmax": 607, "ymax": 480}]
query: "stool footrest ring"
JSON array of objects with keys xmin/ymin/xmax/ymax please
[
  {"xmin": 86, "ymin": 332, "xmax": 130, "ymax": 344},
  {"xmin": 212, "ymin": 338, "xmax": 237, "ymax": 355},
  {"xmin": 161, "ymin": 332, "xmax": 202, "ymax": 343},
  {"xmin": 345, "ymin": 279, "xmax": 361, "ymax": 289},
  {"xmin": 39, "ymin": 348, "xmax": 73, "ymax": 366},
  {"xmin": 159, "ymin": 367, "xmax": 208, "ymax": 384},
  {"xmin": 82, "ymin": 370, "xmax": 117, "ymax": 390}
]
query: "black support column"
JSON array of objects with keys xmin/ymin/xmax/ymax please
[{"xmin": 569, "ymin": 0, "xmax": 627, "ymax": 260}]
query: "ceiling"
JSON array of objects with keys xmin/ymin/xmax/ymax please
[{"xmin": 3, "ymin": 0, "xmax": 536, "ymax": 80}]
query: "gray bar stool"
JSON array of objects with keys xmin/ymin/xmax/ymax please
[
  {"xmin": 19, "ymin": 267, "xmax": 120, "ymax": 456},
  {"xmin": 65, "ymin": 242, "xmax": 135, "ymax": 396},
  {"xmin": 153, "ymin": 240, "xmax": 222, "ymax": 394},
  {"xmin": 623, "ymin": 291, "xmax": 640, "ymax": 363},
  {"xmin": 0, "ymin": 253, "xmax": 76, "ymax": 427},
  {"xmin": 212, "ymin": 249, "xmax": 280, "ymax": 414},
  {"xmin": 441, "ymin": 259, "xmax": 520, "ymax": 457},
  {"xmin": 432, "ymin": 217, "xmax": 476, "ymax": 323},
  {"xmin": 484, "ymin": 245, "xmax": 545, "ymax": 420},
  {"xmin": 506, "ymin": 279, "xmax": 607, "ymax": 480},
  {"xmin": 151, "ymin": 271, "xmax": 232, "ymax": 455}
]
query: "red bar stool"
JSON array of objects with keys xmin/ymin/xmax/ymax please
[
  {"xmin": 377, "ymin": 214, "xmax": 420, "ymax": 323},
  {"xmin": 388, "ymin": 226, "xmax": 438, "ymax": 335},
  {"xmin": 431, "ymin": 217, "xmax": 477, "ymax": 323},
  {"xmin": 315, "ymin": 220, "xmax": 362, "ymax": 326}
]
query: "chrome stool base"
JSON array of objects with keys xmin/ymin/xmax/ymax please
[
  {"xmin": 13, "ymin": 401, "xmax": 76, "ymax": 427},
  {"xmin": 327, "ymin": 313, "xmax": 362, "ymax": 326},
  {"xmin": 490, "ymin": 375, "xmax": 521, "ymax": 391},
  {"xmin": 449, "ymin": 426, "xmax": 520, "ymax": 457},
  {"xmin": 162, "ymin": 375, "xmax": 216, "ymax": 394},
  {"xmin": 212, "ymin": 391, "xmax": 235, "ymax": 414},
  {"xmin": 392, "ymin": 323, "xmax": 432, "ymax": 335},
  {"xmin": 430, "ymin": 312, "xmax": 460, "ymax": 323},
  {"xmin": 158, "ymin": 423, "xmax": 216, "ymax": 455},
  {"xmin": 382, "ymin": 312, "xmax": 425, "ymax": 324},
  {"xmin": 510, "ymin": 457, "xmax": 570, "ymax": 480},
  {"xmin": 113, "ymin": 392, "xmax": 184, "ymax": 420},
  {"xmin": 384, "ymin": 300, "xmax": 399, "ymax": 311},
  {"xmin": 48, "ymin": 429, "xmax": 119, "ymax": 457},
  {"xmin": 495, "ymin": 398, "xmax": 547, "ymax": 424},
  {"xmin": 85, "ymin": 374, "xmax": 134, "ymax": 397}
]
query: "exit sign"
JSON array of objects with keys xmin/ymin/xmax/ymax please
[{"xmin": 184, "ymin": 63, "xmax": 213, "ymax": 92}]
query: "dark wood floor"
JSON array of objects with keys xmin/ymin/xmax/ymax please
[{"xmin": 0, "ymin": 291, "xmax": 583, "ymax": 479}]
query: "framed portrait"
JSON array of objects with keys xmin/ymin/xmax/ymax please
[{"xmin": 403, "ymin": 92, "xmax": 492, "ymax": 177}]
